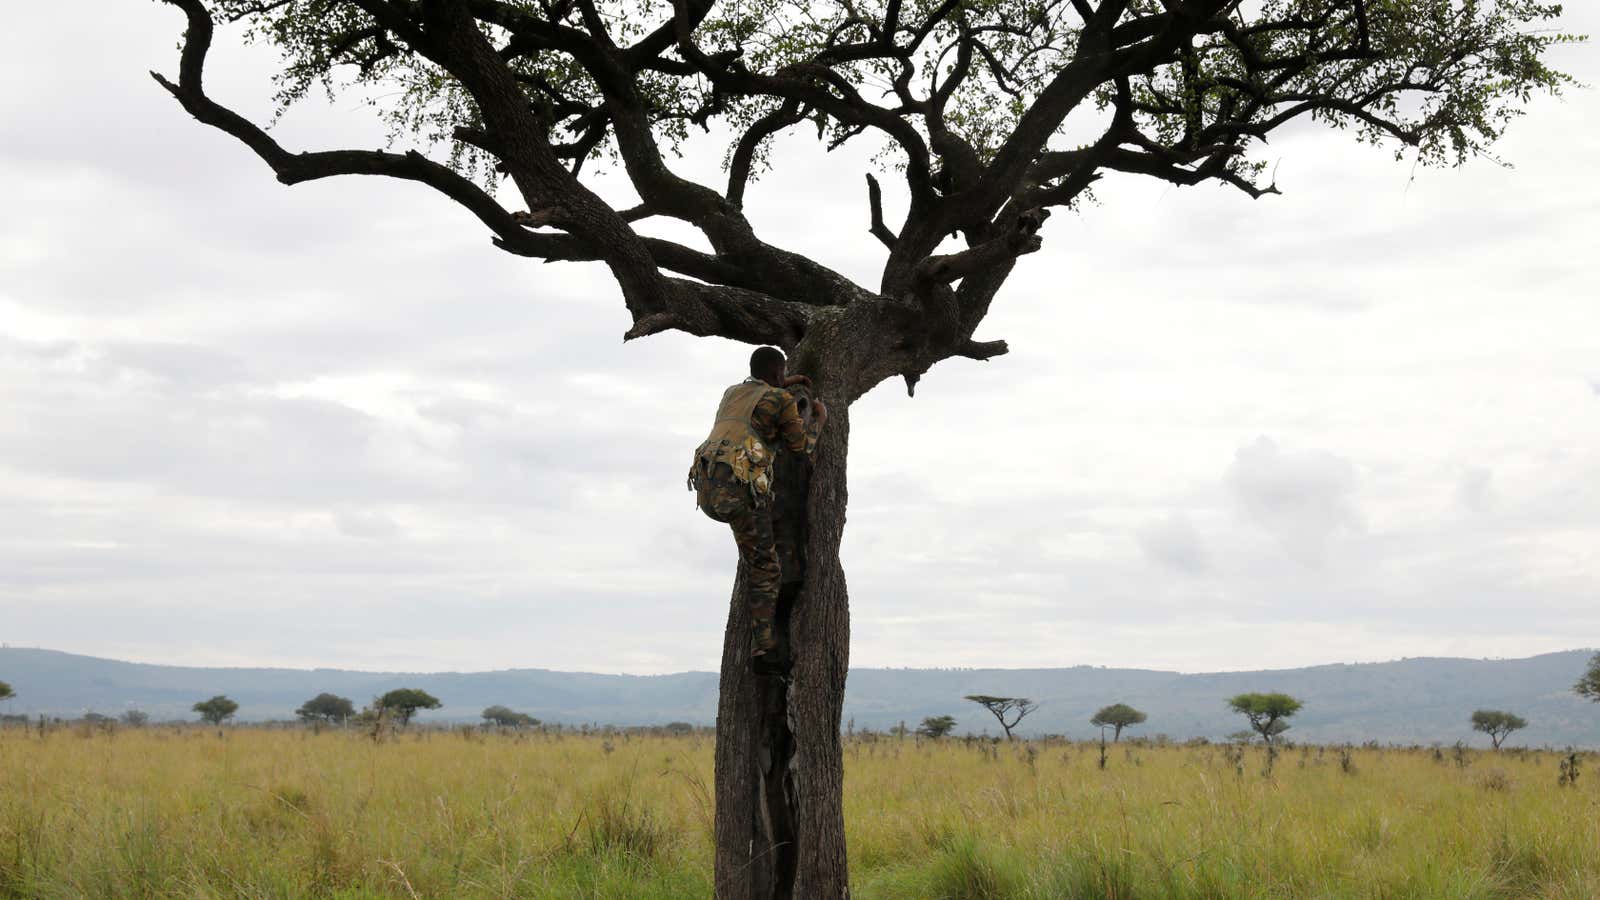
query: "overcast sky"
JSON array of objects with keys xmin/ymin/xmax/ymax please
[{"xmin": 1, "ymin": 4, "xmax": 1596, "ymax": 675}]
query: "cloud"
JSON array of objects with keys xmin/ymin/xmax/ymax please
[
  {"xmin": 334, "ymin": 510, "xmax": 402, "ymax": 540},
  {"xmin": 1457, "ymin": 467, "xmax": 1494, "ymax": 513},
  {"xmin": 1136, "ymin": 513, "xmax": 1210, "ymax": 575},
  {"xmin": 1225, "ymin": 437, "xmax": 1361, "ymax": 564}
]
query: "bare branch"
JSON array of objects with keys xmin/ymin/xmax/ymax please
[
  {"xmin": 728, "ymin": 102, "xmax": 805, "ymax": 208},
  {"xmin": 912, "ymin": 209, "xmax": 1048, "ymax": 286},
  {"xmin": 151, "ymin": 0, "xmax": 530, "ymax": 247},
  {"xmin": 865, "ymin": 174, "xmax": 897, "ymax": 248}
]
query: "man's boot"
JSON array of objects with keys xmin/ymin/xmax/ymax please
[{"xmin": 749, "ymin": 607, "xmax": 780, "ymax": 673}]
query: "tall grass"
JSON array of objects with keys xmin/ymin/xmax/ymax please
[{"xmin": 0, "ymin": 727, "xmax": 1594, "ymax": 897}]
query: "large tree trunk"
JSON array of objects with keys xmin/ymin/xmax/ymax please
[{"xmin": 713, "ymin": 401, "xmax": 851, "ymax": 899}]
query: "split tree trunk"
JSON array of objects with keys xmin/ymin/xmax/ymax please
[{"xmin": 713, "ymin": 400, "xmax": 851, "ymax": 899}]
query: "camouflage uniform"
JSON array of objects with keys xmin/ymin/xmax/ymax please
[{"xmin": 689, "ymin": 378, "xmax": 820, "ymax": 657}]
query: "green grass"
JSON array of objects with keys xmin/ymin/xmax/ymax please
[{"xmin": 0, "ymin": 728, "xmax": 1595, "ymax": 897}]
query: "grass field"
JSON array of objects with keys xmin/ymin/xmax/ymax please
[{"xmin": 1, "ymin": 725, "xmax": 1596, "ymax": 898}]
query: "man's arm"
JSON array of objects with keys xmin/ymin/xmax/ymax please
[{"xmin": 770, "ymin": 390, "xmax": 826, "ymax": 455}]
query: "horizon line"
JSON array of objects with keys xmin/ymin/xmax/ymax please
[{"xmin": 3, "ymin": 644, "xmax": 1593, "ymax": 680}]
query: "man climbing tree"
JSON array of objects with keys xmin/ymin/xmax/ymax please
[
  {"xmin": 690, "ymin": 347, "xmax": 828, "ymax": 670},
  {"xmin": 149, "ymin": 0, "xmax": 1573, "ymax": 895}
]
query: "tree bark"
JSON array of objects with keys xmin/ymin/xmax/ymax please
[{"xmin": 713, "ymin": 399, "xmax": 850, "ymax": 899}]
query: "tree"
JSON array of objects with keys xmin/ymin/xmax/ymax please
[
  {"xmin": 120, "ymin": 710, "xmax": 150, "ymax": 727},
  {"xmin": 917, "ymin": 714, "xmax": 958, "ymax": 739},
  {"xmin": 1090, "ymin": 703, "xmax": 1147, "ymax": 742},
  {"xmin": 964, "ymin": 695, "xmax": 1037, "ymax": 740},
  {"xmin": 482, "ymin": 704, "xmax": 540, "ymax": 728},
  {"xmin": 0, "ymin": 681, "xmax": 12, "ymax": 703},
  {"xmin": 1227, "ymin": 693, "xmax": 1302, "ymax": 746},
  {"xmin": 296, "ymin": 693, "xmax": 357, "ymax": 724},
  {"xmin": 193, "ymin": 695, "xmax": 239, "ymax": 725},
  {"xmin": 147, "ymin": 1, "xmax": 1574, "ymax": 893},
  {"xmin": 1470, "ymin": 709, "xmax": 1527, "ymax": 750},
  {"xmin": 377, "ymin": 688, "xmax": 442, "ymax": 726},
  {"xmin": 1575, "ymin": 653, "xmax": 1600, "ymax": 703}
]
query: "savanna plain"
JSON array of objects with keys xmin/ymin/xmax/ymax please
[{"xmin": 1, "ymin": 726, "xmax": 1596, "ymax": 899}]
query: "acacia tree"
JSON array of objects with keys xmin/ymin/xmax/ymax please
[
  {"xmin": 0, "ymin": 681, "xmax": 13, "ymax": 703},
  {"xmin": 964, "ymin": 694, "xmax": 1038, "ymax": 739},
  {"xmin": 1227, "ymin": 692, "xmax": 1301, "ymax": 746},
  {"xmin": 1090, "ymin": 702, "xmax": 1146, "ymax": 741},
  {"xmin": 193, "ymin": 694, "xmax": 240, "ymax": 725},
  {"xmin": 482, "ymin": 704, "xmax": 541, "ymax": 727},
  {"xmin": 917, "ymin": 714, "xmax": 958, "ymax": 738},
  {"xmin": 377, "ymin": 688, "xmax": 442, "ymax": 726},
  {"xmin": 296, "ymin": 692, "xmax": 357, "ymax": 724},
  {"xmin": 150, "ymin": 0, "xmax": 1571, "ymax": 894},
  {"xmin": 1575, "ymin": 652, "xmax": 1600, "ymax": 703},
  {"xmin": 1470, "ymin": 708, "xmax": 1527, "ymax": 749}
]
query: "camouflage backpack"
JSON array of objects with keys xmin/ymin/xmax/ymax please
[{"xmin": 688, "ymin": 380, "xmax": 776, "ymax": 503}]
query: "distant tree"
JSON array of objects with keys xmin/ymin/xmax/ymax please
[
  {"xmin": 1090, "ymin": 703, "xmax": 1147, "ymax": 742},
  {"xmin": 1576, "ymin": 653, "xmax": 1600, "ymax": 703},
  {"xmin": 120, "ymin": 710, "xmax": 150, "ymax": 727},
  {"xmin": 917, "ymin": 715, "xmax": 958, "ymax": 739},
  {"xmin": 1227, "ymin": 693, "xmax": 1302, "ymax": 747},
  {"xmin": 963, "ymin": 695, "xmax": 1037, "ymax": 741},
  {"xmin": 1470, "ymin": 710, "xmax": 1527, "ymax": 750},
  {"xmin": 481, "ymin": 705, "xmax": 539, "ymax": 728},
  {"xmin": 296, "ymin": 693, "xmax": 356, "ymax": 724},
  {"xmin": 0, "ymin": 681, "xmax": 13, "ymax": 703},
  {"xmin": 378, "ymin": 689, "xmax": 441, "ymax": 726},
  {"xmin": 82, "ymin": 711, "xmax": 112, "ymax": 724},
  {"xmin": 192, "ymin": 695, "xmax": 239, "ymax": 725}
]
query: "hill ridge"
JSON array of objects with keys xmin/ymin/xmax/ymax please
[{"xmin": 2, "ymin": 647, "xmax": 1595, "ymax": 747}]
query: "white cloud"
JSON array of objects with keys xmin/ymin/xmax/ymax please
[
  {"xmin": 1136, "ymin": 514, "xmax": 1209, "ymax": 575},
  {"xmin": 1457, "ymin": 467, "xmax": 1494, "ymax": 513},
  {"xmin": 1225, "ymin": 437, "xmax": 1361, "ymax": 565}
]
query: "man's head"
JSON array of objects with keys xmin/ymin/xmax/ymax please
[{"xmin": 749, "ymin": 346, "xmax": 786, "ymax": 387}]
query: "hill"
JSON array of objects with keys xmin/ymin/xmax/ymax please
[{"xmin": 0, "ymin": 647, "xmax": 1594, "ymax": 747}]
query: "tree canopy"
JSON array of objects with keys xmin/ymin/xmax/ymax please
[
  {"xmin": 1575, "ymin": 653, "xmax": 1600, "ymax": 703},
  {"xmin": 378, "ymin": 688, "xmax": 443, "ymax": 726},
  {"xmin": 296, "ymin": 693, "xmax": 357, "ymax": 723},
  {"xmin": 154, "ymin": 0, "xmax": 1575, "ymax": 396},
  {"xmin": 193, "ymin": 695, "xmax": 240, "ymax": 725},
  {"xmin": 1227, "ymin": 692, "xmax": 1301, "ymax": 745},
  {"xmin": 964, "ymin": 694, "xmax": 1037, "ymax": 739},
  {"xmin": 0, "ymin": 681, "xmax": 13, "ymax": 702},
  {"xmin": 1469, "ymin": 709, "xmax": 1527, "ymax": 749},
  {"xmin": 482, "ymin": 704, "xmax": 540, "ymax": 727},
  {"xmin": 917, "ymin": 714, "xmax": 958, "ymax": 738},
  {"xmin": 1090, "ymin": 702, "xmax": 1146, "ymax": 741}
]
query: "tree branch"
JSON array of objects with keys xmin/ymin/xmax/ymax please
[
  {"xmin": 865, "ymin": 174, "xmax": 897, "ymax": 248},
  {"xmin": 728, "ymin": 101, "xmax": 805, "ymax": 208},
  {"xmin": 151, "ymin": 0, "xmax": 532, "ymax": 248},
  {"xmin": 912, "ymin": 208, "xmax": 1048, "ymax": 286}
]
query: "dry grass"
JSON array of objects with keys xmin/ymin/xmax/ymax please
[{"xmin": 1, "ymin": 727, "xmax": 1596, "ymax": 897}]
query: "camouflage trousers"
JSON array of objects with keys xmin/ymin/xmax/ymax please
[{"xmin": 694, "ymin": 461, "xmax": 780, "ymax": 650}]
